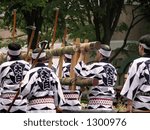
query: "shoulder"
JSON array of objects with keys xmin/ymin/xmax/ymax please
[
  {"xmin": 0, "ymin": 61, "xmax": 13, "ymax": 68},
  {"xmin": 63, "ymin": 62, "xmax": 71, "ymax": 68},
  {"xmin": 17, "ymin": 60, "xmax": 30, "ymax": 65},
  {"xmin": 132, "ymin": 57, "xmax": 150, "ymax": 65}
]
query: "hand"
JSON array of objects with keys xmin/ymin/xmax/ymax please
[
  {"xmin": 126, "ymin": 99, "xmax": 133, "ymax": 113},
  {"xmin": 56, "ymin": 107, "xmax": 62, "ymax": 113},
  {"xmin": 80, "ymin": 47, "xmax": 86, "ymax": 54},
  {"xmin": 126, "ymin": 105, "xmax": 133, "ymax": 113}
]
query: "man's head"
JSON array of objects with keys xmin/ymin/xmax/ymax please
[
  {"xmin": 64, "ymin": 54, "xmax": 72, "ymax": 63},
  {"xmin": 64, "ymin": 42, "xmax": 72, "ymax": 63},
  {"xmin": 95, "ymin": 44, "xmax": 111, "ymax": 61},
  {"xmin": 8, "ymin": 43, "xmax": 21, "ymax": 56},
  {"xmin": 32, "ymin": 48, "xmax": 46, "ymax": 63},
  {"xmin": 138, "ymin": 34, "xmax": 150, "ymax": 56},
  {"xmin": 7, "ymin": 43, "xmax": 21, "ymax": 61}
]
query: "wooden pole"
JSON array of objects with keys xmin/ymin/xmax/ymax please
[
  {"xmin": 0, "ymin": 41, "xmax": 101, "ymax": 63},
  {"xmin": 7, "ymin": 84, "xmax": 21, "ymax": 112},
  {"xmin": 12, "ymin": 9, "xmax": 17, "ymax": 43},
  {"xmin": 69, "ymin": 38, "xmax": 80, "ymax": 90},
  {"xmin": 32, "ymin": 40, "xmax": 48, "ymax": 68},
  {"xmin": 57, "ymin": 27, "xmax": 67, "ymax": 78},
  {"xmin": 25, "ymin": 25, "xmax": 36, "ymax": 61},
  {"xmin": 83, "ymin": 39, "xmax": 89, "ymax": 63},
  {"xmin": 36, "ymin": 31, "xmax": 41, "ymax": 48},
  {"xmin": 50, "ymin": 8, "xmax": 59, "ymax": 49},
  {"xmin": 60, "ymin": 77, "xmax": 99, "ymax": 87},
  {"xmin": 48, "ymin": 8, "xmax": 59, "ymax": 68},
  {"xmin": 7, "ymin": 40, "xmax": 48, "ymax": 112}
]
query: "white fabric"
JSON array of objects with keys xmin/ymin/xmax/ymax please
[
  {"xmin": 99, "ymin": 48, "xmax": 111, "ymax": 57},
  {"xmin": 64, "ymin": 54, "xmax": 72, "ymax": 59},
  {"xmin": 140, "ymin": 43, "xmax": 150, "ymax": 50},
  {"xmin": 8, "ymin": 49, "xmax": 21, "ymax": 56},
  {"xmin": 121, "ymin": 57, "xmax": 150, "ymax": 110},
  {"xmin": 32, "ymin": 52, "xmax": 46, "ymax": 59},
  {"xmin": 0, "ymin": 60, "xmax": 31, "ymax": 112}
]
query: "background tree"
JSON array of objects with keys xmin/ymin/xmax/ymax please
[
  {"xmin": 0, "ymin": 0, "xmax": 149, "ymax": 50},
  {"xmin": 110, "ymin": 0, "xmax": 150, "ymax": 62},
  {"xmin": 1, "ymin": 0, "xmax": 52, "ymax": 49},
  {"xmin": 0, "ymin": 0, "xmax": 125, "ymax": 47}
]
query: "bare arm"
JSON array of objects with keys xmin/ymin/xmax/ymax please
[{"xmin": 126, "ymin": 99, "xmax": 133, "ymax": 113}]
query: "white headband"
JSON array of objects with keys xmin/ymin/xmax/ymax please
[
  {"xmin": 140, "ymin": 43, "xmax": 150, "ymax": 50},
  {"xmin": 64, "ymin": 54, "xmax": 72, "ymax": 59},
  {"xmin": 99, "ymin": 48, "xmax": 111, "ymax": 57},
  {"xmin": 8, "ymin": 49, "xmax": 21, "ymax": 56},
  {"xmin": 32, "ymin": 52, "xmax": 46, "ymax": 59}
]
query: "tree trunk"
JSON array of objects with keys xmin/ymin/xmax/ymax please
[
  {"xmin": 23, "ymin": 7, "xmax": 44, "ymax": 50},
  {"xmin": 93, "ymin": 13, "xmax": 101, "ymax": 41}
]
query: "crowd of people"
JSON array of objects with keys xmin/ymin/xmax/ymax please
[{"xmin": 0, "ymin": 34, "xmax": 150, "ymax": 113}]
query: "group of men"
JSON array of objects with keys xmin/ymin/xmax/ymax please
[{"xmin": 0, "ymin": 34, "xmax": 150, "ymax": 113}]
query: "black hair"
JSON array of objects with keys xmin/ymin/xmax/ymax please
[
  {"xmin": 8, "ymin": 43, "xmax": 21, "ymax": 51},
  {"xmin": 8, "ymin": 43, "xmax": 21, "ymax": 60},
  {"xmin": 139, "ymin": 34, "xmax": 150, "ymax": 47},
  {"xmin": 139, "ymin": 34, "xmax": 150, "ymax": 54}
]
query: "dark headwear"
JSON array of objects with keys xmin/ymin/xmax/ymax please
[
  {"xmin": 32, "ymin": 48, "xmax": 46, "ymax": 59},
  {"xmin": 8, "ymin": 43, "xmax": 21, "ymax": 56},
  {"xmin": 139, "ymin": 34, "xmax": 150, "ymax": 50},
  {"xmin": 98, "ymin": 44, "xmax": 111, "ymax": 57}
]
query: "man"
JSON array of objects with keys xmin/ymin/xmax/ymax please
[
  {"xmin": 0, "ymin": 43, "xmax": 31, "ymax": 113},
  {"xmin": 59, "ymin": 54, "xmax": 82, "ymax": 111},
  {"xmin": 121, "ymin": 34, "xmax": 150, "ymax": 112},
  {"xmin": 38, "ymin": 40, "xmax": 56, "ymax": 73},
  {"xmin": 74, "ymin": 44, "xmax": 117, "ymax": 111},
  {"xmin": 20, "ymin": 48, "xmax": 65, "ymax": 113}
]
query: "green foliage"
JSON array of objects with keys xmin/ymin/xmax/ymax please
[
  {"xmin": 1, "ymin": 0, "xmax": 150, "ymax": 47},
  {"xmin": 115, "ymin": 22, "xmax": 129, "ymax": 33},
  {"xmin": 0, "ymin": 19, "xmax": 5, "ymax": 28},
  {"xmin": 0, "ymin": 38, "xmax": 26, "ymax": 48},
  {"xmin": 69, "ymin": 24, "xmax": 96, "ymax": 42}
]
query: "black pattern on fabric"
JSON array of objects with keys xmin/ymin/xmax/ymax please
[
  {"xmin": 21, "ymin": 65, "xmax": 65, "ymax": 113},
  {"xmin": 37, "ymin": 68, "xmax": 53, "ymax": 91},
  {"xmin": 74, "ymin": 61, "xmax": 117, "ymax": 110},
  {"xmin": 10, "ymin": 62, "xmax": 25, "ymax": 84},
  {"xmin": 121, "ymin": 57, "xmax": 150, "ymax": 110},
  {"xmin": 59, "ymin": 62, "xmax": 82, "ymax": 110},
  {"xmin": 0, "ymin": 60, "xmax": 31, "ymax": 112}
]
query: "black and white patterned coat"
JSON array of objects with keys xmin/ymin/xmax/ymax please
[
  {"xmin": 74, "ymin": 61, "xmax": 117, "ymax": 110},
  {"xmin": 121, "ymin": 56, "xmax": 150, "ymax": 110},
  {"xmin": 0, "ymin": 60, "xmax": 31, "ymax": 112},
  {"xmin": 59, "ymin": 62, "xmax": 82, "ymax": 110},
  {"xmin": 20, "ymin": 63, "xmax": 65, "ymax": 113}
]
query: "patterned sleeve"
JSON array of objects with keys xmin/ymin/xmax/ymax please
[
  {"xmin": 20, "ymin": 71, "xmax": 36, "ymax": 99},
  {"xmin": 120, "ymin": 60, "xmax": 140, "ymax": 100},
  {"xmin": 62, "ymin": 63, "xmax": 70, "ymax": 78},
  {"xmin": 0, "ymin": 63, "xmax": 9, "ymax": 87},
  {"xmin": 0, "ymin": 65, "xmax": 2, "ymax": 87},
  {"xmin": 74, "ymin": 61, "xmax": 103, "ymax": 78},
  {"xmin": 51, "ymin": 72, "xmax": 65, "ymax": 106}
]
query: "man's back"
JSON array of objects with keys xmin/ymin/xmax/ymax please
[
  {"xmin": 121, "ymin": 57, "xmax": 150, "ymax": 110},
  {"xmin": 21, "ymin": 63, "xmax": 65, "ymax": 113},
  {"xmin": 59, "ymin": 62, "xmax": 82, "ymax": 111},
  {"xmin": 74, "ymin": 61, "xmax": 117, "ymax": 111},
  {"xmin": 0, "ymin": 60, "xmax": 30, "ymax": 112}
]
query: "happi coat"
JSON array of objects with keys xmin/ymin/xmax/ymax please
[
  {"xmin": 121, "ymin": 56, "xmax": 150, "ymax": 110},
  {"xmin": 21, "ymin": 63, "xmax": 65, "ymax": 113},
  {"xmin": 74, "ymin": 61, "xmax": 117, "ymax": 111},
  {"xmin": 59, "ymin": 62, "xmax": 82, "ymax": 111},
  {"xmin": 0, "ymin": 60, "xmax": 31, "ymax": 112}
]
